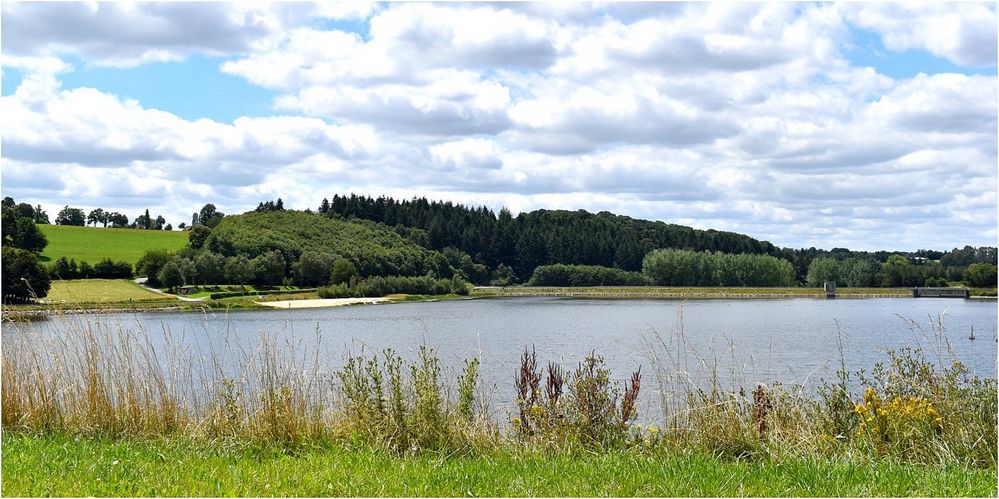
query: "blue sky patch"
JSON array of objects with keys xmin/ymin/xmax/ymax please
[
  {"xmin": 846, "ymin": 26, "xmax": 997, "ymax": 78},
  {"xmin": 54, "ymin": 55, "xmax": 278, "ymax": 123},
  {"xmin": 2, "ymin": 66, "xmax": 25, "ymax": 96},
  {"xmin": 312, "ymin": 17, "xmax": 370, "ymax": 40}
]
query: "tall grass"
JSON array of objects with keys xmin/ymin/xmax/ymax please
[{"xmin": 1, "ymin": 312, "xmax": 995, "ymax": 467}]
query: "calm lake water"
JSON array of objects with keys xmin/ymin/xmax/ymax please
[{"xmin": 5, "ymin": 297, "xmax": 996, "ymax": 420}]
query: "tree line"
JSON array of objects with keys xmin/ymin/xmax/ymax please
[
  {"xmin": 315, "ymin": 193, "xmax": 996, "ymax": 287},
  {"xmin": 806, "ymin": 256, "xmax": 998, "ymax": 288},
  {"xmin": 317, "ymin": 194, "xmax": 779, "ymax": 279}
]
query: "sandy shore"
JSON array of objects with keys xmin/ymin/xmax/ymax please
[{"xmin": 254, "ymin": 297, "xmax": 390, "ymax": 309}]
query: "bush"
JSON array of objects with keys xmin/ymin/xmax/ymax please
[
  {"xmin": 2, "ymin": 247, "xmax": 51, "ymax": 302},
  {"xmin": 512, "ymin": 348, "xmax": 641, "ymax": 448},
  {"xmin": 48, "ymin": 257, "xmax": 79, "ymax": 279},
  {"xmin": 93, "ymin": 258, "xmax": 133, "ymax": 279},
  {"xmin": 528, "ymin": 264, "xmax": 650, "ymax": 286},
  {"xmin": 318, "ymin": 275, "xmax": 454, "ymax": 298},
  {"xmin": 335, "ymin": 347, "xmax": 481, "ymax": 452}
]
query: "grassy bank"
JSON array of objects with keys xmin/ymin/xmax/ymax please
[
  {"xmin": 473, "ymin": 286, "xmax": 914, "ymax": 299},
  {"xmin": 38, "ymin": 224, "xmax": 188, "ymax": 265},
  {"xmin": 3, "ymin": 433, "xmax": 993, "ymax": 497}
]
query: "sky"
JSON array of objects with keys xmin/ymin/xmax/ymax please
[{"xmin": 1, "ymin": 2, "xmax": 996, "ymax": 251}]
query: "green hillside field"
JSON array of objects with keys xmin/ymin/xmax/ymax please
[{"xmin": 38, "ymin": 225, "xmax": 188, "ymax": 266}]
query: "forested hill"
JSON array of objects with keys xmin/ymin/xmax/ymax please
[
  {"xmin": 205, "ymin": 210, "xmax": 444, "ymax": 278},
  {"xmin": 316, "ymin": 194, "xmax": 777, "ymax": 277}
]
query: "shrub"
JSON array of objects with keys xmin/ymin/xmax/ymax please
[
  {"xmin": 93, "ymin": 258, "xmax": 133, "ymax": 279},
  {"xmin": 318, "ymin": 275, "xmax": 454, "ymax": 298},
  {"xmin": 2, "ymin": 247, "xmax": 51, "ymax": 302},
  {"xmin": 335, "ymin": 347, "xmax": 482, "ymax": 452},
  {"xmin": 528, "ymin": 264, "xmax": 650, "ymax": 286}
]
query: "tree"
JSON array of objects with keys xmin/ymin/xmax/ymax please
[
  {"xmin": 194, "ymin": 252, "xmax": 225, "ymax": 285},
  {"xmin": 157, "ymin": 261, "xmax": 184, "ymax": 292},
  {"xmin": 33, "ymin": 205, "xmax": 49, "ymax": 224},
  {"xmin": 253, "ymin": 250, "xmax": 286, "ymax": 286},
  {"xmin": 198, "ymin": 204, "xmax": 224, "ymax": 228},
  {"xmin": 178, "ymin": 222, "xmax": 187, "ymax": 230},
  {"xmin": 881, "ymin": 255, "xmax": 911, "ymax": 287},
  {"xmin": 805, "ymin": 258, "xmax": 842, "ymax": 287},
  {"xmin": 133, "ymin": 212, "xmax": 149, "ymax": 230},
  {"xmin": 154, "ymin": 215, "xmax": 166, "ymax": 230},
  {"xmin": 330, "ymin": 258, "xmax": 358, "ymax": 285},
  {"xmin": 87, "ymin": 208, "xmax": 106, "ymax": 227},
  {"xmin": 2, "ymin": 247, "xmax": 51, "ymax": 302},
  {"xmin": 14, "ymin": 203, "xmax": 35, "ymax": 220},
  {"xmin": 12, "ymin": 217, "xmax": 47, "ymax": 253},
  {"xmin": 224, "ymin": 255, "xmax": 254, "ymax": 285},
  {"xmin": 319, "ymin": 198, "xmax": 331, "ymax": 214},
  {"xmin": 964, "ymin": 263, "xmax": 997, "ymax": 288},
  {"xmin": 164, "ymin": 223, "xmax": 173, "ymax": 231},
  {"xmin": 296, "ymin": 251, "xmax": 335, "ymax": 287},
  {"xmin": 188, "ymin": 225, "xmax": 212, "ymax": 249},
  {"xmin": 107, "ymin": 212, "xmax": 129, "ymax": 228},
  {"xmin": 174, "ymin": 257, "xmax": 197, "ymax": 285},
  {"xmin": 136, "ymin": 249, "xmax": 173, "ymax": 286},
  {"xmin": 55, "ymin": 206, "xmax": 86, "ymax": 226},
  {"xmin": 1, "ymin": 206, "xmax": 15, "ymax": 246}
]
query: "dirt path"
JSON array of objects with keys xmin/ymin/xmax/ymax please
[{"xmin": 133, "ymin": 278, "xmax": 207, "ymax": 302}]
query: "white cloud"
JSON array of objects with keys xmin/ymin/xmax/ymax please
[
  {"xmin": 1, "ymin": 2, "xmax": 316, "ymax": 67},
  {"xmin": 1, "ymin": 2, "xmax": 996, "ymax": 251}
]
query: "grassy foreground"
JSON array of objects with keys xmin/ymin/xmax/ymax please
[
  {"xmin": 38, "ymin": 224, "xmax": 188, "ymax": 265},
  {"xmin": 3, "ymin": 433, "xmax": 994, "ymax": 497}
]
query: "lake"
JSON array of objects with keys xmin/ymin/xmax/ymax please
[{"xmin": 4, "ymin": 297, "xmax": 996, "ymax": 420}]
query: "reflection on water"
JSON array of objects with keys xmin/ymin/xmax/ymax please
[{"xmin": 5, "ymin": 297, "xmax": 996, "ymax": 420}]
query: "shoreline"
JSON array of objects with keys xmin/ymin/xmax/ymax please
[
  {"xmin": 471, "ymin": 286, "xmax": 917, "ymax": 300},
  {"xmin": 4, "ymin": 286, "xmax": 991, "ymax": 319}
]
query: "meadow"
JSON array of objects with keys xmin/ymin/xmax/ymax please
[
  {"xmin": 38, "ymin": 224, "xmax": 188, "ymax": 265},
  {"xmin": 44, "ymin": 279, "xmax": 168, "ymax": 303}
]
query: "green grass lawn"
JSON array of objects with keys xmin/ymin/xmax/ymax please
[
  {"xmin": 39, "ymin": 224, "xmax": 188, "ymax": 265},
  {"xmin": 2, "ymin": 434, "xmax": 993, "ymax": 497},
  {"xmin": 44, "ymin": 279, "xmax": 171, "ymax": 303}
]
